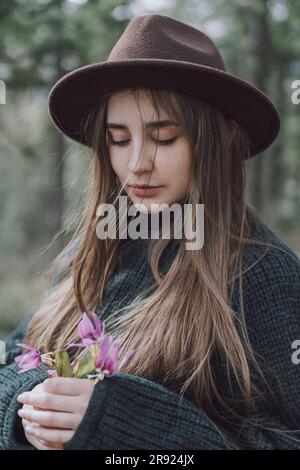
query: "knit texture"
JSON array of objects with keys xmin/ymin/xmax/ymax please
[{"xmin": 1, "ymin": 215, "xmax": 300, "ymax": 450}]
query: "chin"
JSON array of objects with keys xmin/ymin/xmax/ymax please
[{"xmin": 131, "ymin": 200, "xmax": 166, "ymax": 214}]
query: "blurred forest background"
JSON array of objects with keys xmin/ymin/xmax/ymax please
[{"xmin": 0, "ymin": 0, "xmax": 299, "ymax": 339}]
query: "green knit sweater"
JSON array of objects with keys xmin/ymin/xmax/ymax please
[{"xmin": 1, "ymin": 216, "xmax": 300, "ymax": 450}]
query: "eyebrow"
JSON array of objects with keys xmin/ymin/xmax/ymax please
[{"xmin": 106, "ymin": 120, "xmax": 179, "ymax": 130}]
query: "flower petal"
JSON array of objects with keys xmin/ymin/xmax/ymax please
[
  {"xmin": 78, "ymin": 312, "xmax": 96, "ymax": 340},
  {"xmin": 16, "ymin": 353, "xmax": 42, "ymax": 371},
  {"xmin": 14, "ymin": 354, "xmax": 25, "ymax": 362},
  {"xmin": 95, "ymin": 335, "xmax": 113, "ymax": 369},
  {"xmin": 82, "ymin": 337, "xmax": 97, "ymax": 347},
  {"xmin": 102, "ymin": 342, "xmax": 120, "ymax": 375},
  {"xmin": 92, "ymin": 313, "xmax": 104, "ymax": 338}
]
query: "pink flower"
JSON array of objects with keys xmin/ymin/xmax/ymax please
[
  {"xmin": 95, "ymin": 336, "xmax": 135, "ymax": 378},
  {"xmin": 68, "ymin": 312, "xmax": 105, "ymax": 349},
  {"xmin": 14, "ymin": 343, "xmax": 42, "ymax": 373}
]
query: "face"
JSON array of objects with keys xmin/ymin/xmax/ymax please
[{"xmin": 106, "ymin": 89, "xmax": 192, "ymax": 213}]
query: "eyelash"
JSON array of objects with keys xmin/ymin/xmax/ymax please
[{"xmin": 109, "ymin": 137, "xmax": 177, "ymax": 146}]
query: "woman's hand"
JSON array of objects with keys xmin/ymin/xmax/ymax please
[
  {"xmin": 17, "ymin": 376, "xmax": 95, "ymax": 450},
  {"xmin": 18, "ymin": 371, "xmax": 66, "ymax": 450},
  {"xmin": 19, "ymin": 382, "xmax": 63, "ymax": 450},
  {"xmin": 21, "ymin": 370, "xmax": 64, "ymax": 449}
]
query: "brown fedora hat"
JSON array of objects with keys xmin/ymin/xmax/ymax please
[{"xmin": 47, "ymin": 14, "xmax": 280, "ymax": 158}]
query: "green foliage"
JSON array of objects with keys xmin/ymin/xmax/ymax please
[
  {"xmin": 73, "ymin": 344, "xmax": 99, "ymax": 378},
  {"xmin": 55, "ymin": 350, "xmax": 73, "ymax": 377}
]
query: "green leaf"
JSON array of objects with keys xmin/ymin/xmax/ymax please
[
  {"xmin": 55, "ymin": 350, "xmax": 73, "ymax": 377},
  {"xmin": 73, "ymin": 344, "xmax": 99, "ymax": 379}
]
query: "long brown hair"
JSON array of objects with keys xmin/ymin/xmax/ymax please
[{"xmin": 25, "ymin": 87, "xmax": 294, "ymax": 433}]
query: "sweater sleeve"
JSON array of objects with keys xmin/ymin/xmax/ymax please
[
  {"xmin": 0, "ymin": 363, "xmax": 50, "ymax": 450},
  {"xmin": 63, "ymin": 372, "xmax": 236, "ymax": 450},
  {"xmin": 0, "ymin": 314, "xmax": 49, "ymax": 450}
]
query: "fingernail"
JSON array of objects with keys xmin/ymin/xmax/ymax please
[
  {"xmin": 25, "ymin": 425, "xmax": 35, "ymax": 435},
  {"xmin": 18, "ymin": 409, "xmax": 24, "ymax": 417},
  {"xmin": 17, "ymin": 394, "xmax": 24, "ymax": 402}
]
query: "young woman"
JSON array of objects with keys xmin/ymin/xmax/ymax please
[{"xmin": 1, "ymin": 14, "xmax": 300, "ymax": 451}]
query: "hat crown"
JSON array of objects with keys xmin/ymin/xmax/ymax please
[{"xmin": 108, "ymin": 14, "xmax": 226, "ymax": 71}]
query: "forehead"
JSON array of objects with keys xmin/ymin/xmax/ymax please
[
  {"xmin": 106, "ymin": 89, "xmax": 167, "ymax": 120},
  {"xmin": 106, "ymin": 90, "xmax": 180, "ymax": 133}
]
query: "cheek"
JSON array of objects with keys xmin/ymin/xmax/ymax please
[
  {"xmin": 167, "ymin": 144, "xmax": 192, "ymax": 182},
  {"xmin": 109, "ymin": 153, "xmax": 126, "ymax": 177}
]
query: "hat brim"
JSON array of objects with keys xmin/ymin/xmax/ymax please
[{"xmin": 47, "ymin": 59, "xmax": 280, "ymax": 157}]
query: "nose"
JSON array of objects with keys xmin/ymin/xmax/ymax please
[{"xmin": 128, "ymin": 141, "xmax": 155, "ymax": 175}]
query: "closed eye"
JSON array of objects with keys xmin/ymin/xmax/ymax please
[{"xmin": 109, "ymin": 137, "xmax": 177, "ymax": 146}]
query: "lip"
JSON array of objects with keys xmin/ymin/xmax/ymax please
[
  {"xmin": 130, "ymin": 185, "xmax": 162, "ymax": 197},
  {"xmin": 129, "ymin": 184, "xmax": 161, "ymax": 188}
]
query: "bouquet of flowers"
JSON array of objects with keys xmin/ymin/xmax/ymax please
[{"xmin": 14, "ymin": 312, "xmax": 135, "ymax": 384}]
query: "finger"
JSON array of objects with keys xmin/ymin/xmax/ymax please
[
  {"xmin": 39, "ymin": 438, "xmax": 63, "ymax": 450},
  {"xmin": 25, "ymin": 435, "xmax": 47, "ymax": 450},
  {"xmin": 20, "ymin": 404, "xmax": 40, "ymax": 429},
  {"xmin": 18, "ymin": 407, "xmax": 79, "ymax": 429},
  {"xmin": 18, "ymin": 391, "xmax": 78, "ymax": 412},
  {"xmin": 23, "ymin": 403, "xmax": 34, "ymax": 411},
  {"xmin": 21, "ymin": 404, "xmax": 42, "ymax": 427},
  {"xmin": 26, "ymin": 434, "xmax": 60, "ymax": 451},
  {"xmin": 43, "ymin": 377, "xmax": 94, "ymax": 396},
  {"xmin": 21, "ymin": 403, "xmax": 63, "ymax": 431},
  {"xmin": 25, "ymin": 425, "xmax": 74, "ymax": 444},
  {"xmin": 22, "ymin": 417, "xmax": 36, "ymax": 429},
  {"xmin": 22, "ymin": 403, "xmax": 46, "ymax": 419}
]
